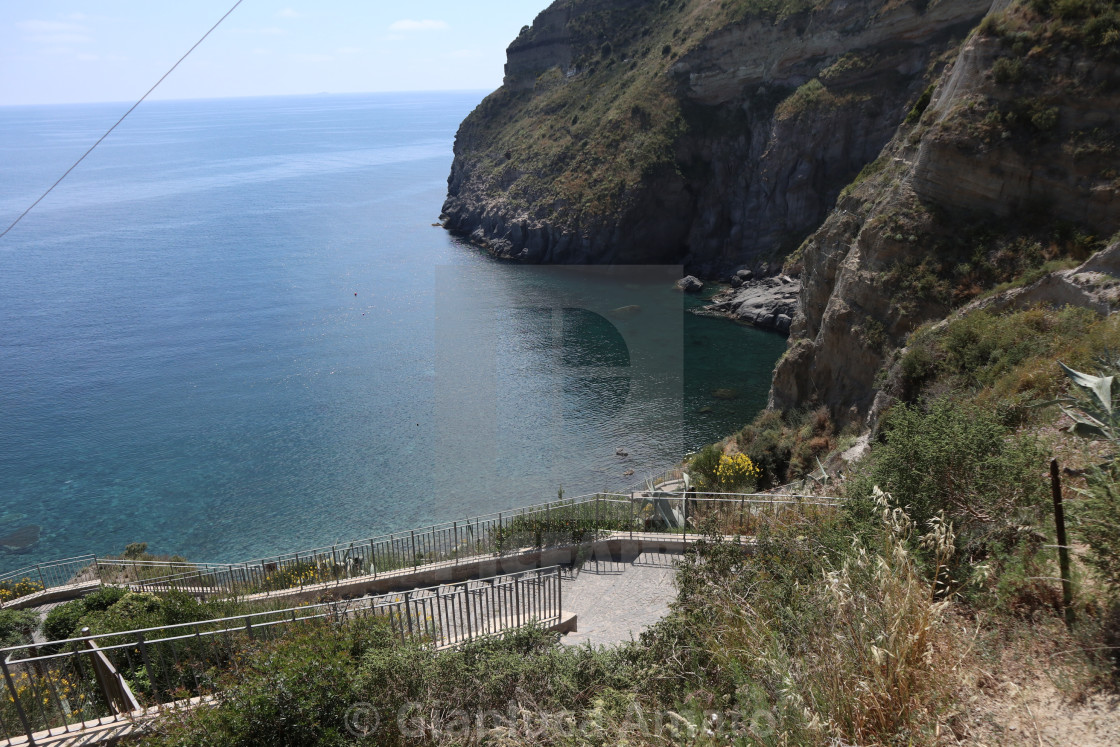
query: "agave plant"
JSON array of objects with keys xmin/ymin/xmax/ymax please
[
  {"xmin": 1055, "ymin": 359, "xmax": 1120, "ymax": 593},
  {"xmin": 1054, "ymin": 360, "xmax": 1120, "ymax": 445}
]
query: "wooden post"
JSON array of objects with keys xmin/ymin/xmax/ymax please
[{"xmin": 1051, "ymin": 460, "xmax": 1075, "ymax": 628}]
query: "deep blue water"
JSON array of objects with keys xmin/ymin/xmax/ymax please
[{"xmin": 0, "ymin": 92, "xmax": 786, "ymax": 572}]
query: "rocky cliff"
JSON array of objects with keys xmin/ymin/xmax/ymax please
[
  {"xmin": 770, "ymin": 0, "xmax": 1120, "ymax": 426},
  {"xmin": 442, "ymin": 0, "xmax": 991, "ymax": 274},
  {"xmin": 445, "ymin": 0, "xmax": 1120, "ymax": 429}
]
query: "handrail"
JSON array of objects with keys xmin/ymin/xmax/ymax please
[
  {"xmin": 0, "ymin": 554, "xmax": 96, "ymax": 583},
  {"xmin": 2, "ymin": 489, "xmax": 844, "ymax": 604},
  {"xmin": 0, "ymin": 567, "xmax": 563, "ymax": 742}
]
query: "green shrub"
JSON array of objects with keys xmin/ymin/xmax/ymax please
[
  {"xmin": 906, "ymin": 83, "xmax": 935, "ymax": 124},
  {"xmin": 992, "ymin": 56, "xmax": 1025, "ymax": 84},
  {"xmin": 734, "ymin": 406, "xmax": 835, "ymax": 487},
  {"xmin": 898, "ymin": 305, "xmax": 1109, "ymax": 407},
  {"xmin": 42, "ymin": 585, "xmax": 128, "ymax": 641},
  {"xmin": 123, "ymin": 542, "xmax": 149, "ymax": 559},
  {"xmin": 144, "ymin": 621, "xmax": 366, "ymax": 747},
  {"xmin": 0, "ymin": 609, "xmax": 38, "ymax": 648},
  {"xmin": 858, "ymin": 399, "xmax": 1047, "ymax": 562},
  {"xmin": 688, "ymin": 443, "xmax": 723, "ymax": 488}
]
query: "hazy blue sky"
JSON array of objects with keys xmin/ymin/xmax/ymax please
[{"xmin": 1, "ymin": 1, "xmax": 548, "ymax": 105}]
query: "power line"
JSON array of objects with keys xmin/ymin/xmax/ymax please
[{"xmin": 0, "ymin": 0, "xmax": 246, "ymax": 240}]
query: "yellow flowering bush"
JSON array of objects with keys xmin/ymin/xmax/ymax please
[
  {"xmin": 715, "ymin": 453, "xmax": 761, "ymax": 491},
  {"xmin": 0, "ymin": 577, "xmax": 45, "ymax": 604},
  {"xmin": 258, "ymin": 561, "xmax": 325, "ymax": 592},
  {"xmin": 1, "ymin": 667, "xmax": 97, "ymax": 732}
]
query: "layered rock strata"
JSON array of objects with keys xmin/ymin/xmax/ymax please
[
  {"xmin": 770, "ymin": 4, "xmax": 1120, "ymax": 426},
  {"xmin": 442, "ymin": 0, "xmax": 991, "ymax": 274}
]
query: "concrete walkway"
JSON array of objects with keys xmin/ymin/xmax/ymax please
[{"xmin": 560, "ymin": 550, "xmax": 680, "ymax": 647}]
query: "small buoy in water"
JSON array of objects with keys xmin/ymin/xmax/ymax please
[{"xmin": 354, "ymin": 292, "xmax": 358, "ymax": 296}]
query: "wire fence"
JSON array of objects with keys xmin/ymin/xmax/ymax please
[{"xmin": 0, "ymin": 566, "xmax": 562, "ymax": 744}]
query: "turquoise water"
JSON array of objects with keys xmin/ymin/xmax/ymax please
[{"xmin": 0, "ymin": 93, "xmax": 787, "ymax": 572}]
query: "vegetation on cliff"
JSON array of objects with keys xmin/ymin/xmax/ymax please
[{"xmin": 444, "ymin": 0, "xmax": 986, "ymax": 268}]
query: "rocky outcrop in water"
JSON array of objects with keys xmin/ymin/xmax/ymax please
[
  {"xmin": 702, "ymin": 274, "xmax": 801, "ymax": 334},
  {"xmin": 0, "ymin": 525, "xmax": 40, "ymax": 554}
]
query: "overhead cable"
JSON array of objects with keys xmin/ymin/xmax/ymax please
[{"xmin": 0, "ymin": 0, "xmax": 246, "ymax": 240}]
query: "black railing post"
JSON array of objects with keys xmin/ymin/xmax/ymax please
[
  {"xmin": 453, "ymin": 523, "xmax": 459, "ymax": 565},
  {"xmin": 404, "ymin": 592, "xmax": 415, "ymax": 639},
  {"xmin": 36, "ymin": 563, "xmax": 46, "ymax": 591},
  {"xmin": 410, "ymin": 531, "xmax": 418, "ymax": 569},
  {"xmin": 683, "ymin": 496, "xmax": 688, "ymax": 542},
  {"xmin": 1051, "ymin": 460, "xmax": 1075, "ymax": 628}
]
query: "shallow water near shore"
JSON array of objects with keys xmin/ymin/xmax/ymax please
[{"xmin": 0, "ymin": 92, "xmax": 786, "ymax": 572}]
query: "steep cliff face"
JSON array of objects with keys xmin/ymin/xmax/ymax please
[
  {"xmin": 770, "ymin": 0, "xmax": 1120, "ymax": 425},
  {"xmin": 442, "ymin": 0, "xmax": 991, "ymax": 273}
]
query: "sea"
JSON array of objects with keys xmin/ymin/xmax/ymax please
[{"xmin": 0, "ymin": 92, "xmax": 787, "ymax": 573}]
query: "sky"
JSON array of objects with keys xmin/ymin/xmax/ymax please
[{"xmin": 0, "ymin": 1, "xmax": 548, "ymax": 105}]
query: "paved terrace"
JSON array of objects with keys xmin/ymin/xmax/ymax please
[{"xmin": 561, "ymin": 550, "xmax": 680, "ymax": 647}]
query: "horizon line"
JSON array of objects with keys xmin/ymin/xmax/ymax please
[{"xmin": 0, "ymin": 87, "xmax": 496, "ymax": 109}]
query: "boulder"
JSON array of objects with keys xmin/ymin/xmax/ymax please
[{"xmin": 676, "ymin": 275, "xmax": 704, "ymax": 293}]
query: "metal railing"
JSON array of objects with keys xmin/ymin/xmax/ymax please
[
  {"xmin": 0, "ymin": 556, "xmax": 98, "ymax": 606},
  {"xmin": 0, "ymin": 566, "xmax": 562, "ymax": 744},
  {"xmin": 93, "ymin": 558, "xmax": 229, "ymax": 586},
  {"xmin": 122, "ymin": 493, "xmax": 635, "ymax": 599},
  {"xmin": 2, "ymin": 489, "xmax": 845, "ymax": 607},
  {"xmin": 123, "ymin": 492, "xmax": 842, "ymax": 599}
]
